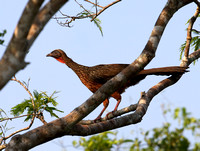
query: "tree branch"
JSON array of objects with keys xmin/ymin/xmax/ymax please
[
  {"xmin": 0, "ymin": 0, "xmax": 44, "ymax": 90},
  {"xmin": 0, "ymin": 0, "xmax": 70, "ymax": 90},
  {"xmin": 54, "ymin": 0, "xmax": 121, "ymax": 26},
  {"xmin": 91, "ymin": 0, "xmax": 121, "ymax": 21},
  {"xmin": 183, "ymin": 7, "xmax": 200, "ymax": 60},
  {"xmin": 79, "ymin": 103, "xmax": 138, "ymax": 125},
  {"xmin": 6, "ymin": 0, "xmax": 194, "ymax": 150},
  {"xmin": 27, "ymin": 0, "xmax": 70, "ymax": 50},
  {"xmin": 188, "ymin": 48, "xmax": 200, "ymax": 63}
]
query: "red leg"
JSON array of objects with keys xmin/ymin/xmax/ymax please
[
  {"xmin": 106, "ymin": 98, "xmax": 121, "ymax": 119},
  {"xmin": 113, "ymin": 98, "xmax": 121, "ymax": 111},
  {"xmin": 94, "ymin": 99, "xmax": 109, "ymax": 122}
]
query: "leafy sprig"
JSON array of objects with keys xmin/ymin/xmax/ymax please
[{"xmin": 11, "ymin": 90, "xmax": 63, "ymax": 122}]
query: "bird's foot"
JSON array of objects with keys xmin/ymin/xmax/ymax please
[
  {"xmin": 105, "ymin": 111, "xmax": 115, "ymax": 120},
  {"xmin": 94, "ymin": 116, "xmax": 102, "ymax": 123}
]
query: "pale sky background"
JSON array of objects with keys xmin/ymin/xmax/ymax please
[{"xmin": 1, "ymin": 0, "xmax": 200, "ymax": 150}]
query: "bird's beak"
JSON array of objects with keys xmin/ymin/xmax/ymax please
[{"xmin": 46, "ymin": 53, "xmax": 52, "ymax": 57}]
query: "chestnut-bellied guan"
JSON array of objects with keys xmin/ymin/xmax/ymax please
[{"xmin": 46, "ymin": 49, "xmax": 188, "ymax": 120}]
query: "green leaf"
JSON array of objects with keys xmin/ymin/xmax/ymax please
[
  {"xmin": 179, "ymin": 36, "xmax": 200, "ymax": 63},
  {"xmin": 10, "ymin": 99, "xmax": 32, "ymax": 116},
  {"xmin": 77, "ymin": 11, "xmax": 103, "ymax": 36},
  {"xmin": 0, "ymin": 29, "xmax": 6, "ymax": 45},
  {"xmin": 179, "ymin": 41, "xmax": 186, "ymax": 60},
  {"xmin": 93, "ymin": 17, "xmax": 103, "ymax": 36},
  {"xmin": 174, "ymin": 108, "xmax": 180, "ymax": 119},
  {"xmin": 0, "ymin": 30, "xmax": 6, "ymax": 36}
]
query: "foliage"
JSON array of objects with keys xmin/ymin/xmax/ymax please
[
  {"xmin": 73, "ymin": 131, "xmax": 132, "ymax": 151},
  {"xmin": 10, "ymin": 90, "xmax": 63, "ymax": 121},
  {"xmin": 87, "ymin": 12, "xmax": 103, "ymax": 36},
  {"xmin": 75, "ymin": 11, "xmax": 103, "ymax": 36},
  {"xmin": 179, "ymin": 16, "xmax": 200, "ymax": 62},
  {"xmin": 73, "ymin": 107, "xmax": 200, "ymax": 151},
  {"xmin": 58, "ymin": 10, "xmax": 103, "ymax": 36},
  {"xmin": 0, "ymin": 30, "xmax": 6, "ymax": 45},
  {"xmin": 180, "ymin": 35, "xmax": 200, "ymax": 61}
]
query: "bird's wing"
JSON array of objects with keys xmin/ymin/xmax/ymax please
[{"xmin": 88, "ymin": 64, "xmax": 129, "ymax": 84}]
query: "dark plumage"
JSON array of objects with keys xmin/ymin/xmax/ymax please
[{"xmin": 47, "ymin": 49, "xmax": 188, "ymax": 120}]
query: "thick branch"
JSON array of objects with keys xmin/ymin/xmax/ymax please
[
  {"xmin": 27, "ymin": 0, "xmax": 70, "ymax": 49},
  {"xmin": 6, "ymin": 0, "xmax": 194, "ymax": 150},
  {"xmin": 0, "ymin": 0, "xmax": 70, "ymax": 90},
  {"xmin": 0, "ymin": 0, "xmax": 43, "ymax": 90}
]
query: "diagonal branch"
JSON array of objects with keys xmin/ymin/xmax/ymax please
[
  {"xmin": 0, "ymin": 0, "xmax": 44, "ymax": 90},
  {"xmin": 0, "ymin": 0, "xmax": 70, "ymax": 91},
  {"xmin": 27, "ymin": 0, "xmax": 70, "ymax": 49}
]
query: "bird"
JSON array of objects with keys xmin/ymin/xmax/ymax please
[{"xmin": 46, "ymin": 49, "xmax": 188, "ymax": 120}]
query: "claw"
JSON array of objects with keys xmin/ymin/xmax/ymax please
[
  {"xmin": 94, "ymin": 116, "xmax": 102, "ymax": 123},
  {"xmin": 105, "ymin": 111, "xmax": 115, "ymax": 120}
]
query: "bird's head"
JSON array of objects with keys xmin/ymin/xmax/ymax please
[{"xmin": 46, "ymin": 49, "xmax": 66, "ymax": 63}]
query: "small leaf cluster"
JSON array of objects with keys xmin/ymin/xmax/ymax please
[
  {"xmin": 75, "ymin": 11, "xmax": 103, "ymax": 36},
  {"xmin": 180, "ymin": 16, "xmax": 200, "ymax": 62},
  {"xmin": 0, "ymin": 30, "xmax": 6, "ymax": 45},
  {"xmin": 10, "ymin": 90, "xmax": 63, "ymax": 122},
  {"xmin": 72, "ymin": 131, "xmax": 132, "ymax": 151},
  {"xmin": 86, "ymin": 12, "xmax": 103, "ymax": 36},
  {"xmin": 180, "ymin": 34, "xmax": 200, "ymax": 60},
  {"xmin": 173, "ymin": 107, "xmax": 200, "ymax": 137},
  {"xmin": 130, "ymin": 107, "xmax": 200, "ymax": 151}
]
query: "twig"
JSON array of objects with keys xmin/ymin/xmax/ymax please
[
  {"xmin": 84, "ymin": 0, "xmax": 103, "ymax": 8},
  {"xmin": 0, "ymin": 126, "xmax": 5, "ymax": 145},
  {"xmin": 95, "ymin": 0, "xmax": 98, "ymax": 15},
  {"xmin": 54, "ymin": 10, "xmax": 94, "ymax": 27},
  {"xmin": 0, "ymin": 77, "xmax": 37, "ymax": 141},
  {"xmin": 0, "ymin": 113, "xmax": 38, "ymax": 122},
  {"xmin": 74, "ymin": 0, "xmax": 91, "ymax": 15},
  {"xmin": 91, "ymin": 0, "xmax": 121, "ymax": 21},
  {"xmin": 3, "ymin": 114, "xmax": 36, "ymax": 140},
  {"xmin": 192, "ymin": 29, "xmax": 200, "ymax": 34},
  {"xmin": 54, "ymin": 0, "xmax": 121, "ymax": 26},
  {"xmin": 11, "ymin": 77, "xmax": 35, "ymax": 111},
  {"xmin": 36, "ymin": 112, "xmax": 47, "ymax": 125},
  {"xmin": 184, "ymin": 7, "xmax": 200, "ymax": 60}
]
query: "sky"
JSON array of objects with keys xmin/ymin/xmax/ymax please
[{"xmin": 1, "ymin": 0, "xmax": 200, "ymax": 150}]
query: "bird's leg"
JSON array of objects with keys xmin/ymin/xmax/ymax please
[
  {"xmin": 113, "ymin": 98, "xmax": 121, "ymax": 111},
  {"xmin": 94, "ymin": 99, "xmax": 109, "ymax": 122},
  {"xmin": 106, "ymin": 98, "xmax": 121, "ymax": 120}
]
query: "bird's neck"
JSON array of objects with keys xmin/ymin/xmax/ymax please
[{"xmin": 62, "ymin": 55, "xmax": 85, "ymax": 73}]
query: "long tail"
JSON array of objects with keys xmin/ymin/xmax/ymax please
[{"xmin": 138, "ymin": 66, "xmax": 189, "ymax": 76}]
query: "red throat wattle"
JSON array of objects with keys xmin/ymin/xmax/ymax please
[{"xmin": 56, "ymin": 57, "xmax": 65, "ymax": 63}]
